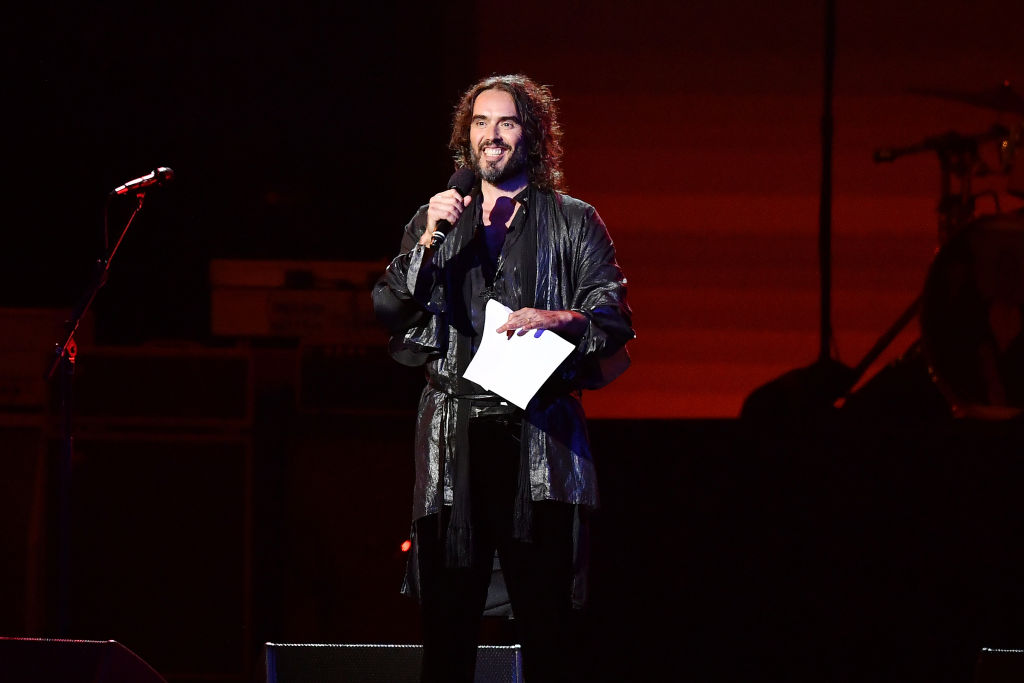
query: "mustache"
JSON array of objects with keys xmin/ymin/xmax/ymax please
[{"xmin": 477, "ymin": 140, "xmax": 511, "ymax": 152}]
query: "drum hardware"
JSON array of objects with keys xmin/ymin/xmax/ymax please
[
  {"xmin": 843, "ymin": 211, "xmax": 1024, "ymax": 419},
  {"xmin": 1005, "ymin": 121, "xmax": 1024, "ymax": 198},
  {"xmin": 972, "ymin": 189, "xmax": 1002, "ymax": 216},
  {"xmin": 919, "ymin": 213, "xmax": 1024, "ymax": 419},
  {"xmin": 907, "ymin": 81, "xmax": 1024, "ymax": 118},
  {"xmin": 873, "ymin": 124, "xmax": 1010, "ymax": 244},
  {"xmin": 903, "ymin": 80, "xmax": 1024, "ymax": 199},
  {"xmin": 847, "ymin": 126, "xmax": 1001, "ymax": 397},
  {"xmin": 844, "ymin": 110, "xmax": 1024, "ymax": 418}
]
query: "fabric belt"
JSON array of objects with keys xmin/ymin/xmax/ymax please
[
  {"xmin": 428, "ymin": 384, "xmax": 519, "ymax": 420},
  {"xmin": 469, "ymin": 400, "xmax": 519, "ymax": 420}
]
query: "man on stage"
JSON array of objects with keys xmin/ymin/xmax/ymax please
[{"xmin": 373, "ymin": 73, "xmax": 634, "ymax": 683}]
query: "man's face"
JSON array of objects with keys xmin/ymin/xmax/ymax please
[{"xmin": 469, "ymin": 88, "xmax": 528, "ymax": 186}]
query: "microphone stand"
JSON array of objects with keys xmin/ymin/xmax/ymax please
[
  {"xmin": 802, "ymin": 0, "xmax": 857, "ymax": 407},
  {"xmin": 45, "ymin": 191, "xmax": 147, "ymax": 636},
  {"xmin": 738, "ymin": 0, "xmax": 856, "ymax": 424}
]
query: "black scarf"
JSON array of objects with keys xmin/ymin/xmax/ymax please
[{"xmin": 443, "ymin": 186, "xmax": 538, "ymax": 568}]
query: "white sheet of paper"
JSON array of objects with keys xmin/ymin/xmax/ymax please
[{"xmin": 463, "ymin": 299, "xmax": 576, "ymax": 410}]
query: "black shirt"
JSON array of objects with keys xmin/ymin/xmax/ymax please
[{"xmin": 466, "ymin": 185, "xmax": 532, "ymax": 356}]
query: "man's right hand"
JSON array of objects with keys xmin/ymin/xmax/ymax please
[{"xmin": 419, "ymin": 190, "xmax": 473, "ymax": 247}]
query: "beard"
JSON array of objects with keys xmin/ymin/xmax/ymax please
[{"xmin": 471, "ymin": 142, "xmax": 528, "ymax": 185}]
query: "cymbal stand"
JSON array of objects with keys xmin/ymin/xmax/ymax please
[{"xmin": 840, "ymin": 127, "xmax": 1005, "ymax": 397}]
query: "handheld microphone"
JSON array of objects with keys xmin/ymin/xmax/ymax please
[
  {"xmin": 430, "ymin": 167, "xmax": 476, "ymax": 248},
  {"xmin": 110, "ymin": 167, "xmax": 175, "ymax": 196}
]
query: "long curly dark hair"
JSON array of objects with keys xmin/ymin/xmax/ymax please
[{"xmin": 449, "ymin": 74, "xmax": 565, "ymax": 192}]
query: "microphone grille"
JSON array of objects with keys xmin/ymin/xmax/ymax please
[{"xmin": 447, "ymin": 167, "xmax": 475, "ymax": 195}]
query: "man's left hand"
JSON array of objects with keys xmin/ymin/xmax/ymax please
[{"xmin": 496, "ymin": 308, "xmax": 587, "ymax": 340}]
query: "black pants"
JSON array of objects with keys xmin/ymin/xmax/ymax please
[{"xmin": 415, "ymin": 416, "xmax": 578, "ymax": 683}]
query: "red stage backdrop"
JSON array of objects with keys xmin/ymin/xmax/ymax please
[{"xmin": 468, "ymin": 0, "xmax": 1024, "ymax": 418}]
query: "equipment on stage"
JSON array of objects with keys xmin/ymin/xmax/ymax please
[
  {"xmin": 0, "ymin": 638, "xmax": 167, "ymax": 683},
  {"xmin": 109, "ymin": 166, "xmax": 175, "ymax": 196},
  {"xmin": 921, "ymin": 212, "xmax": 1024, "ymax": 419},
  {"xmin": 46, "ymin": 166, "xmax": 176, "ymax": 639},
  {"xmin": 844, "ymin": 81, "xmax": 1024, "ymax": 421},
  {"xmin": 908, "ymin": 81, "xmax": 1024, "ymax": 118},
  {"xmin": 745, "ymin": 77, "xmax": 1024, "ymax": 423},
  {"xmin": 738, "ymin": 1, "xmax": 1022, "ymax": 425},
  {"xmin": 261, "ymin": 643, "xmax": 523, "ymax": 683},
  {"xmin": 1006, "ymin": 120, "xmax": 1024, "ymax": 198},
  {"xmin": 974, "ymin": 648, "xmax": 1024, "ymax": 683}
]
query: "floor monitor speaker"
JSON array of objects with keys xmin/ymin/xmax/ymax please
[
  {"xmin": 974, "ymin": 648, "xmax": 1024, "ymax": 683},
  {"xmin": 262, "ymin": 643, "xmax": 522, "ymax": 682},
  {"xmin": 0, "ymin": 637, "xmax": 166, "ymax": 683}
]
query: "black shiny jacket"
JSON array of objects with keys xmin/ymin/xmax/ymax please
[{"xmin": 373, "ymin": 185, "xmax": 634, "ymax": 523}]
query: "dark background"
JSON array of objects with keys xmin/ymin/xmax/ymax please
[
  {"xmin": 5, "ymin": 4, "xmax": 473, "ymax": 342},
  {"xmin": 3, "ymin": 2, "xmax": 1024, "ymax": 682}
]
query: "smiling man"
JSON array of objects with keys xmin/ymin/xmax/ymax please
[
  {"xmin": 467, "ymin": 88, "xmax": 529, "ymax": 186},
  {"xmin": 373, "ymin": 74, "xmax": 634, "ymax": 683}
]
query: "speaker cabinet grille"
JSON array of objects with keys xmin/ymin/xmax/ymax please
[{"xmin": 263, "ymin": 643, "xmax": 522, "ymax": 683}]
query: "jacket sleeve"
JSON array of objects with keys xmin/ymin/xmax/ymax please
[
  {"xmin": 371, "ymin": 206, "xmax": 447, "ymax": 366},
  {"xmin": 373, "ymin": 207, "xmax": 428, "ymax": 329},
  {"xmin": 566, "ymin": 206, "xmax": 635, "ymax": 389}
]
